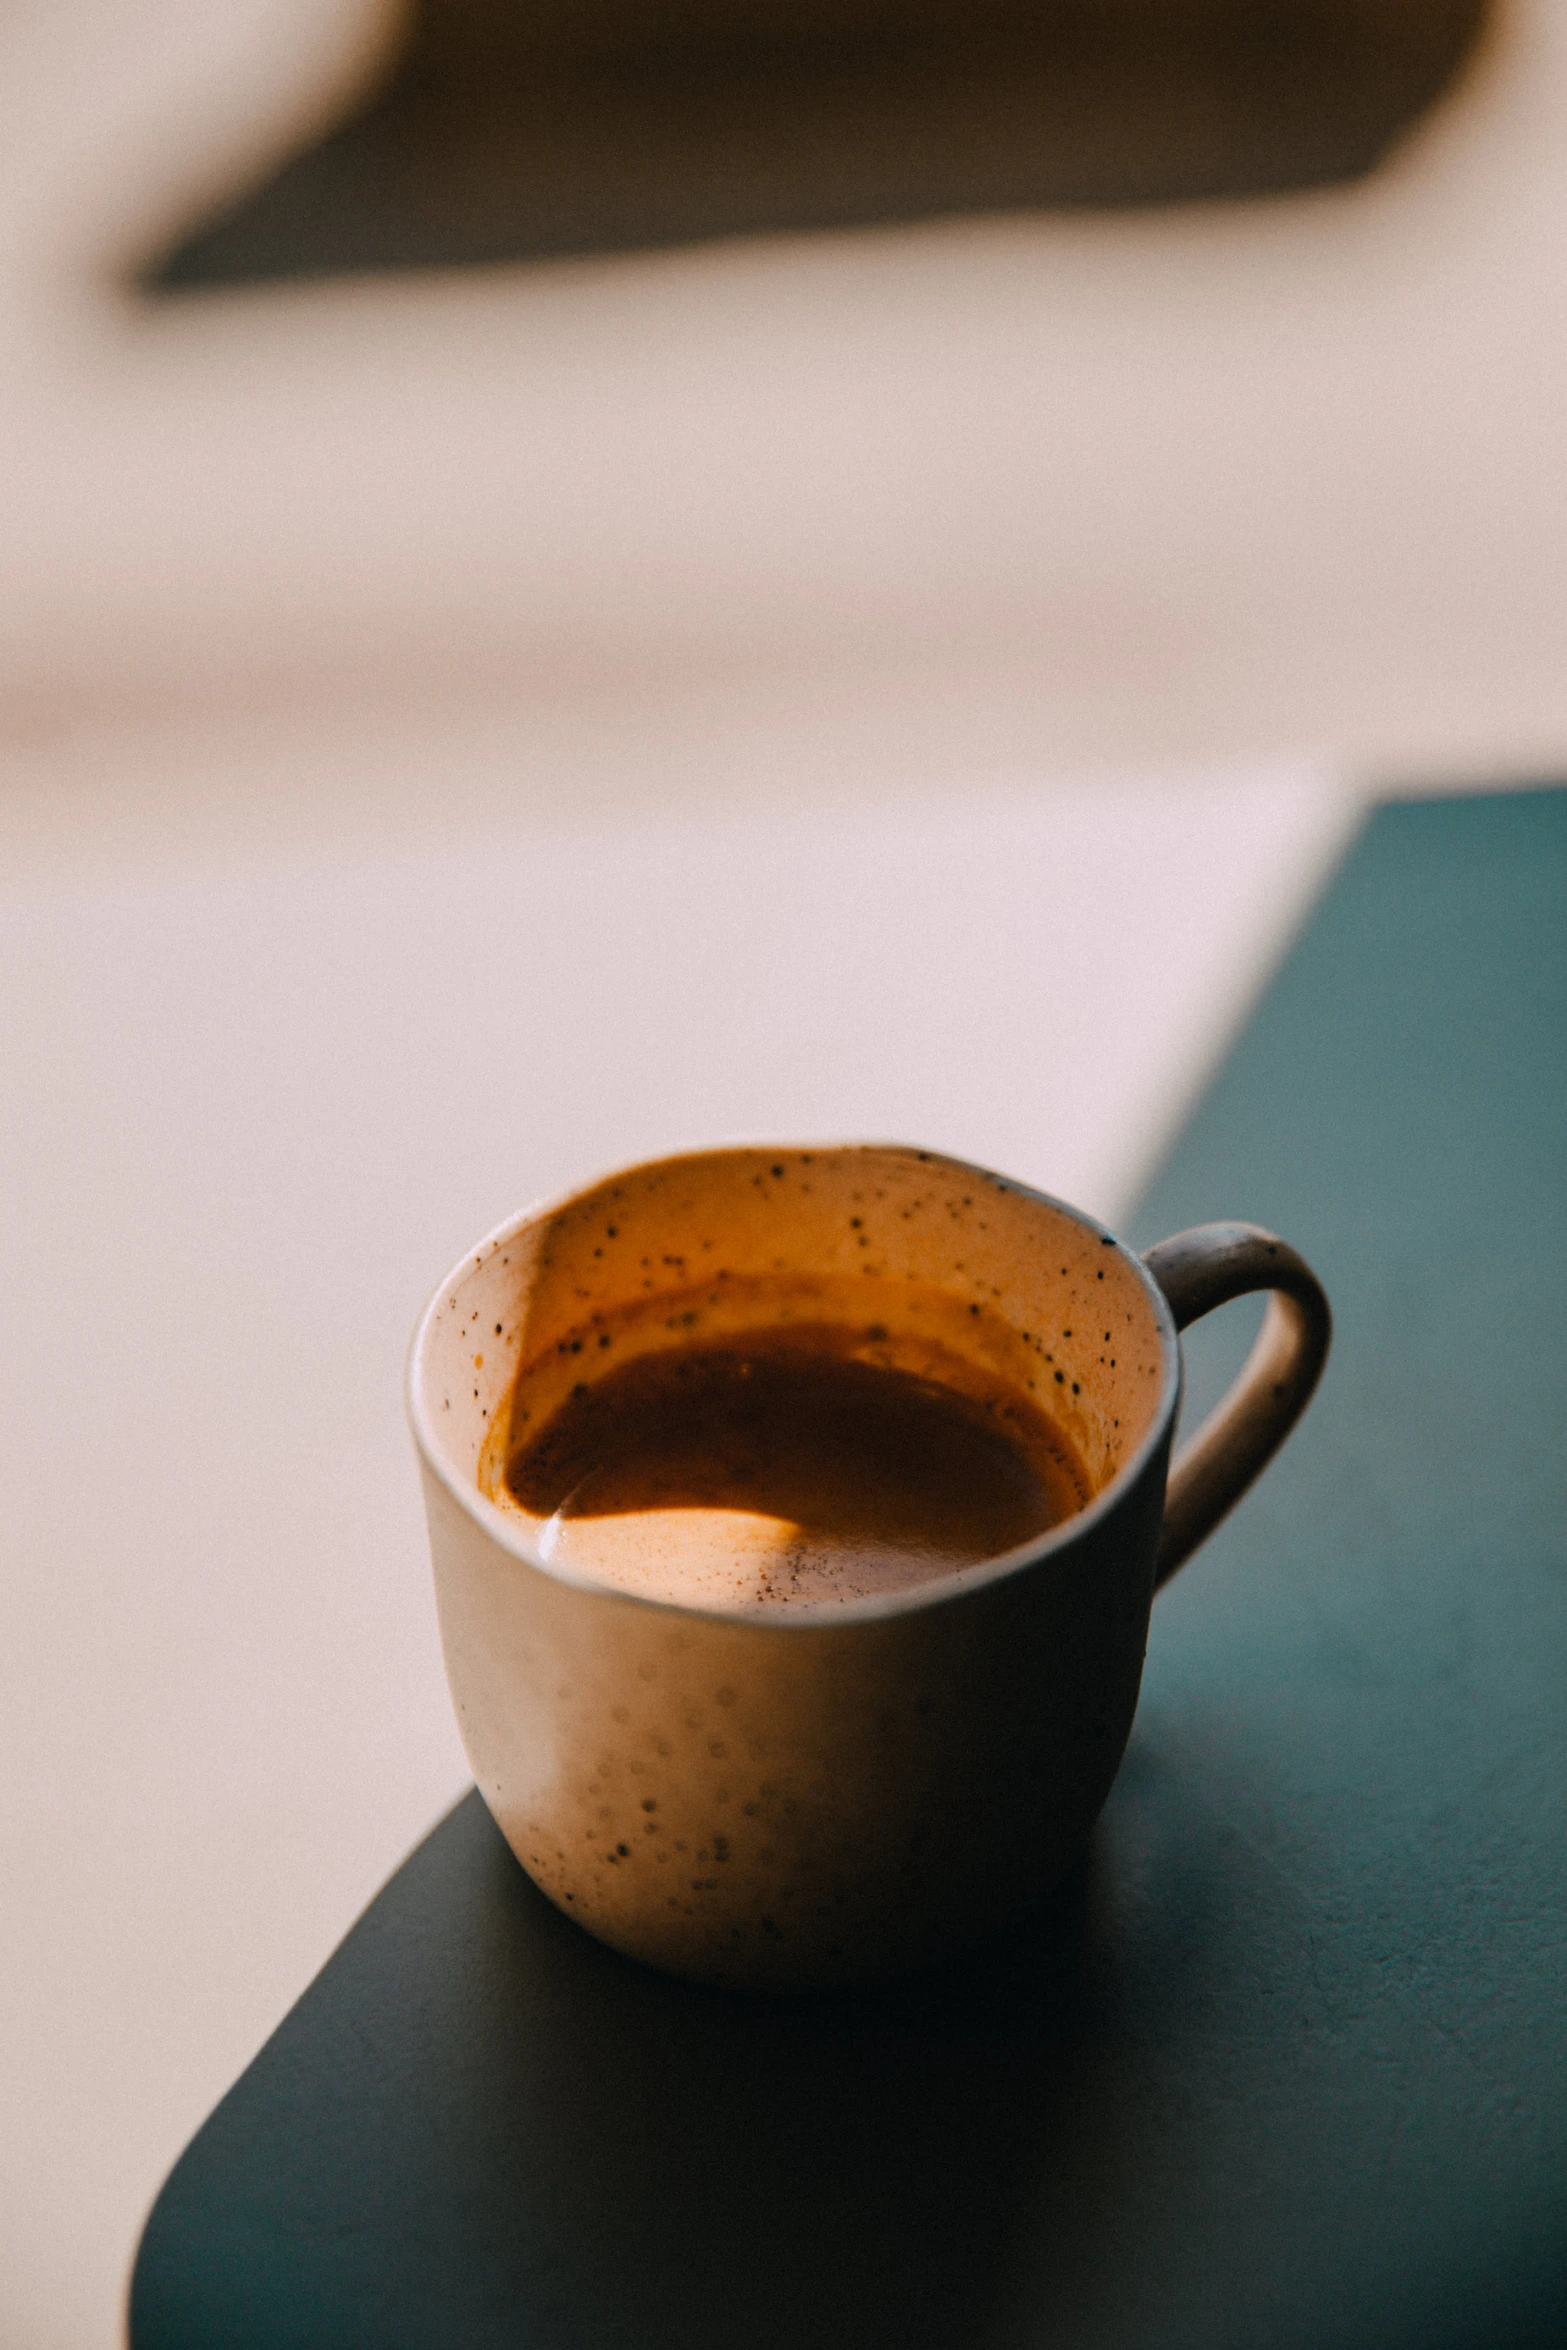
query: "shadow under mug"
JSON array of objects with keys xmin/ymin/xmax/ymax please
[{"xmin": 408, "ymin": 1144, "xmax": 1329, "ymax": 1990}]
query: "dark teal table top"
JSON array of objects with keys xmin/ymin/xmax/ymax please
[{"xmin": 131, "ymin": 787, "xmax": 1567, "ymax": 2350}]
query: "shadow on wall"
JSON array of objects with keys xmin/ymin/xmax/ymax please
[{"xmin": 151, "ymin": 0, "xmax": 1491, "ymax": 286}]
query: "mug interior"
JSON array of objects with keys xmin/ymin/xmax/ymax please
[{"xmin": 413, "ymin": 1145, "xmax": 1173, "ymax": 1602}]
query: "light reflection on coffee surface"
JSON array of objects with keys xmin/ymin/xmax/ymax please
[{"xmin": 482, "ymin": 1279, "xmax": 1091, "ymax": 1610}]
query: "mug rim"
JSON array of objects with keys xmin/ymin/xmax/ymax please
[{"xmin": 406, "ymin": 1141, "xmax": 1182, "ymax": 1630}]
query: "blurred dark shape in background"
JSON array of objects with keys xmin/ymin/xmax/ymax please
[{"xmin": 152, "ymin": 0, "xmax": 1490, "ymax": 287}]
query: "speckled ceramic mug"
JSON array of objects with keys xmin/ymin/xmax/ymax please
[{"xmin": 408, "ymin": 1144, "xmax": 1329, "ymax": 1990}]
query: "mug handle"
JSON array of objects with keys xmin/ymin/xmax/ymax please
[{"xmin": 1141, "ymin": 1223, "xmax": 1331, "ymax": 1590}]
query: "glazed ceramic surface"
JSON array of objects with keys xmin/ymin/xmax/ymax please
[{"xmin": 409, "ymin": 1143, "xmax": 1326, "ymax": 1987}]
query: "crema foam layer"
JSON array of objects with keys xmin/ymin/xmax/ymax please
[{"xmin": 487, "ymin": 1312, "xmax": 1091, "ymax": 1611}]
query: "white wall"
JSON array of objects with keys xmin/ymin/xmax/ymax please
[{"xmin": 1, "ymin": 0, "xmax": 1565, "ymax": 784}]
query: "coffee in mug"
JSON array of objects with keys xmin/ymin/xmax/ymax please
[
  {"xmin": 409, "ymin": 1145, "xmax": 1329, "ymax": 1989},
  {"xmin": 482, "ymin": 1278, "xmax": 1092, "ymax": 1608}
]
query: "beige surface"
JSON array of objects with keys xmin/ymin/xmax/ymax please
[
  {"xmin": 2, "ymin": 2, "xmax": 1567, "ymax": 778},
  {"xmin": 1, "ymin": 746, "xmax": 1355, "ymax": 2348}
]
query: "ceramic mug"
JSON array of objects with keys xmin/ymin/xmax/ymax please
[{"xmin": 408, "ymin": 1144, "xmax": 1329, "ymax": 1990}]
